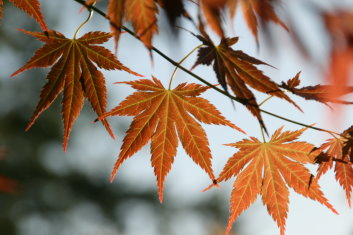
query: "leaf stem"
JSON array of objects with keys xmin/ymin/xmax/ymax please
[
  {"xmin": 73, "ymin": 1, "xmax": 95, "ymax": 39},
  {"xmin": 72, "ymin": 0, "xmax": 342, "ymax": 138},
  {"xmin": 260, "ymin": 124, "xmax": 266, "ymax": 143},
  {"xmin": 258, "ymin": 97, "xmax": 271, "ymax": 142},
  {"xmin": 168, "ymin": 44, "xmax": 203, "ymax": 90},
  {"xmin": 259, "ymin": 96, "xmax": 273, "ymax": 107}
]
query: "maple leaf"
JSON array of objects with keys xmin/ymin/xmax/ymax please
[
  {"xmin": 200, "ymin": 0, "xmax": 227, "ymax": 38},
  {"xmin": 227, "ymin": 0, "xmax": 288, "ymax": 43},
  {"xmin": 157, "ymin": 0, "xmax": 185, "ymax": 28},
  {"xmin": 106, "ymin": 0, "xmax": 125, "ymax": 51},
  {"xmin": 107, "ymin": 0, "xmax": 158, "ymax": 50},
  {"xmin": 323, "ymin": 11, "xmax": 353, "ymax": 107},
  {"xmin": 192, "ymin": 29, "xmax": 301, "ymax": 130},
  {"xmin": 215, "ymin": 127, "xmax": 337, "ymax": 235},
  {"xmin": 281, "ymin": 72, "xmax": 353, "ymax": 105},
  {"xmin": 316, "ymin": 126, "xmax": 353, "ymax": 207},
  {"xmin": 98, "ymin": 77, "xmax": 244, "ymax": 202},
  {"xmin": 0, "ymin": 0, "xmax": 48, "ymax": 31},
  {"xmin": 11, "ymin": 29, "xmax": 140, "ymax": 151}
]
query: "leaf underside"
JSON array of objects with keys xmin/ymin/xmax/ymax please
[
  {"xmin": 192, "ymin": 29, "xmax": 301, "ymax": 132},
  {"xmin": 228, "ymin": 0, "xmax": 288, "ymax": 43},
  {"xmin": 12, "ymin": 29, "xmax": 140, "ymax": 151},
  {"xmin": 217, "ymin": 127, "xmax": 337, "ymax": 235},
  {"xmin": 316, "ymin": 126, "xmax": 353, "ymax": 207},
  {"xmin": 281, "ymin": 72, "xmax": 353, "ymax": 105},
  {"xmin": 1, "ymin": 0, "xmax": 48, "ymax": 30},
  {"xmin": 99, "ymin": 77, "xmax": 244, "ymax": 202},
  {"xmin": 107, "ymin": 0, "xmax": 158, "ymax": 50}
]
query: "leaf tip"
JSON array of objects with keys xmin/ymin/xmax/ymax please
[
  {"xmin": 62, "ymin": 142, "xmax": 68, "ymax": 152},
  {"xmin": 110, "ymin": 171, "xmax": 117, "ymax": 183},
  {"xmin": 25, "ymin": 123, "xmax": 33, "ymax": 132},
  {"xmin": 158, "ymin": 191, "xmax": 164, "ymax": 204},
  {"xmin": 202, "ymin": 179, "xmax": 220, "ymax": 192},
  {"xmin": 10, "ymin": 70, "xmax": 20, "ymax": 78}
]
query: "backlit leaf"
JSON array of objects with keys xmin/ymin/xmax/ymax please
[
  {"xmin": 192, "ymin": 30, "xmax": 301, "ymax": 131},
  {"xmin": 200, "ymin": 0, "xmax": 227, "ymax": 38},
  {"xmin": 216, "ymin": 127, "xmax": 337, "ymax": 235},
  {"xmin": 1, "ymin": 0, "xmax": 48, "ymax": 30},
  {"xmin": 281, "ymin": 72, "xmax": 353, "ymax": 105},
  {"xmin": 99, "ymin": 77, "xmax": 244, "ymax": 202},
  {"xmin": 12, "ymin": 29, "xmax": 140, "ymax": 151},
  {"xmin": 227, "ymin": 0, "xmax": 288, "ymax": 43},
  {"xmin": 316, "ymin": 126, "xmax": 353, "ymax": 207},
  {"xmin": 107, "ymin": 0, "xmax": 125, "ymax": 51},
  {"xmin": 107, "ymin": 0, "xmax": 158, "ymax": 50}
]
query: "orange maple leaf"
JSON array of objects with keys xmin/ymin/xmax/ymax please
[
  {"xmin": 11, "ymin": 29, "xmax": 140, "ymax": 151},
  {"xmin": 192, "ymin": 29, "xmax": 301, "ymax": 131},
  {"xmin": 0, "ymin": 0, "xmax": 48, "ymax": 31},
  {"xmin": 98, "ymin": 77, "xmax": 244, "ymax": 202},
  {"xmin": 323, "ymin": 11, "xmax": 353, "ymax": 111},
  {"xmin": 216, "ymin": 127, "xmax": 337, "ymax": 235},
  {"xmin": 107, "ymin": 0, "xmax": 158, "ymax": 50},
  {"xmin": 227, "ymin": 0, "xmax": 288, "ymax": 43},
  {"xmin": 281, "ymin": 72, "xmax": 353, "ymax": 105},
  {"xmin": 200, "ymin": 0, "xmax": 227, "ymax": 38},
  {"xmin": 316, "ymin": 126, "xmax": 353, "ymax": 207}
]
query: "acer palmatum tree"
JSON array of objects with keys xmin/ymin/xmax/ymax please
[{"xmin": 2, "ymin": 0, "xmax": 353, "ymax": 234}]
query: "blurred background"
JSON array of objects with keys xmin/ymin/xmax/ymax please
[{"xmin": 0, "ymin": 0, "xmax": 353, "ymax": 235}]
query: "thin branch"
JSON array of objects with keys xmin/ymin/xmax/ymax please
[{"xmin": 72, "ymin": 0, "xmax": 340, "ymax": 137}]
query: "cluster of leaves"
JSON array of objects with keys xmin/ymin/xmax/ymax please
[{"xmin": 3, "ymin": 0, "xmax": 353, "ymax": 234}]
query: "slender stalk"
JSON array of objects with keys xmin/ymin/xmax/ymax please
[
  {"xmin": 259, "ymin": 96, "xmax": 273, "ymax": 107},
  {"xmin": 168, "ymin": 44, "xmax": 203, "ymax": 90},
  {"xmin": 259, "ymin": 109, "xmax": 339, "ymax": 136},
  {"xmin": 73, "ymin": 1, "xmax": 95, "ymax": 39},
  {"xmin": 258, "ymin": 96, "xmax": 270, "ymax": 142},
  {"xmin": 260, "ymin": 125, "xmax": 266, "ymax": 143},
  {"xmin": 72, "ymin": 0, "xmax": 342, "ymax": 138}
]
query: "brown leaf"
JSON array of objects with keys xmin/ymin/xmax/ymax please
[
  {"xmin": 281, "ymin": 72, "xmax": 353, "ymax": 105},
  {"xmin": 157, "ymin": 0, "xmax": 185, "ymax": 27},
  {"xmin": 193, "ymin": 31, "xmax": 301, "ymax": 131}
]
